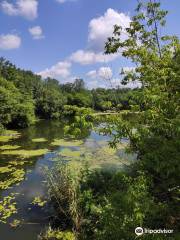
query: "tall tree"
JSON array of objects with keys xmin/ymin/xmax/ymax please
[{"xmin": 105, "ymin": 0, "xmax": 180, "ymax": 232}]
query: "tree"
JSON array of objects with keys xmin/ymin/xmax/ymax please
[
  {"xmin": 36, "ymin": 86, "xmax": 67, "ymax": 119},
  {"xmin": 73, "ymin": 78, "xmax": 85, "ymax": 92},
  {"xmin": 104, "ymin": 0, "xmax": 180, "ymax": 234},
  {"xmin": 0, "ymin": 77, "xmax": 35, "ymax": 128}
]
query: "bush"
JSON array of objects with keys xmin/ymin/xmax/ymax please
[
  {"xmin": 46, "ymin": 163, "xmax": 174, "ymax": 240},
  {"xmin": 39, "ymin": 227, "xmax": 75, "ymax": 240}
]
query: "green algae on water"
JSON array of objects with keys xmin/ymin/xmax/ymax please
[
  {"xmin": 51, "ymin": 139, "xmax": 83, "ymax": 147},
  {"xmin": 0, "ymin": 194, "xmax": 17, "ymax": 223},
  {"xmin": 0, "ymin": 166, "xmax": 16, "ymax": 174},
  {"xmin": 32, "ymin": 138, "xmax": 48, "ymax": 143},
  {"xmin": 0, "ymin": 145, "xmax": 21, "ymax": 150},
  {"xmin": 59, "ymin": 148, "xmax": 82, "ymax": 158},
  {"xmin": 0, "ymin": 168, "xmax": 25, "ymax": 190},
  {"xmin": 31, "ymin": 196, "xmax": 47, "ymax": 207},
  {"xmin": 1, "ymin": 149, "xmax": 49, "ymax": 158},
  {"xmin": 0, "ymin": 130, "xmax": 21, "ymax": 143}
]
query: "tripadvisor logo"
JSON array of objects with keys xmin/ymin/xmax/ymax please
[
  {"xmin": 135, "ymin": 227, "xmax": 174, "ymax": 236},
  {"xmin": 135, "ymin": 227, "xmax": 144, "ymax": 236}
]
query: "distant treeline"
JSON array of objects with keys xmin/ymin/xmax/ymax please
[{"xmin": 0, "ymin": 58, "xmax": 138, "ymax": 129}]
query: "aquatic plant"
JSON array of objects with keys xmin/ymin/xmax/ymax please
[
  {"xmin": 0, "ymin": 145, "xmax": 21, "ymax": 150},
  {"xmin": 0, "ymin": 166, "xmax": 15, "ymax": 174},
  {"xmin": 59, "ymin": 148, "xmax": 82, "ymax": 158},
  {"xmin": 31, "ymin": 196, "xmax": 47, "ymax": 207},
  {"xmin": 1, "ymin": 149, "xmax": 49, "ymax": 158},
  {"xmin": 0, "ymin": 136, "xmax": 15, "ymax": 143},
  {"xmin": 0, "ymin": 168, "xmax": 25, "ymax": 190},
  {"xmin": 0, "ymin": 195, "xmax": 17, "ymax": 223},
  {"xmin": 46, "ymin": 162, "xmax": 84, "ymax": 237},
  {"xmin": 9, "ymin": 219, "xmax": 22, "ymax": 228},
  {"xmin": 0, "ymin": 130, "xmax": 21, "ymax": 142},
  {"xmin": 39, "ymin": 227, "xmax": 75, "ymax": 240},
  {"xmin": 32, "ymin": 138, "xmax": 48, "ymax": 143},
  {"xmin": 9, "ymin": 160, "xmax": 30, "ymax": 166},
  {"xmin": 51, "ymin": 139, "xmax": 83, "ymax": 147}
]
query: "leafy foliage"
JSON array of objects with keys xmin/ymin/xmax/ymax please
[{"xmin": 104, "ymin": 0, "xmax": 180, "ymax": 234}]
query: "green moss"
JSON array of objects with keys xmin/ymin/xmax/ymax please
[
  {"xmin": 32, "ymin": 138, "xmax": 48, "ymax": 143},
  {"xmin": 51, "ymin": 139, "xmax": 83, "ymax": 147},
  {"xmin": 0, "ymin": 145, "xmax": 21, "ymax": 150},
  {"xmin": 1, "ymin": 149, "xmax": 49, "ymax": 158}
]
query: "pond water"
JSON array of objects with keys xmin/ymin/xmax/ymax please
[{"xmin": 0, "ymin": 120, "xmax": 135, "ymax": 240}]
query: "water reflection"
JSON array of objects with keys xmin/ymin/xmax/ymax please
[{"xmin": 0, "ymin": 120, "xmax": 135, "ymax": 240}]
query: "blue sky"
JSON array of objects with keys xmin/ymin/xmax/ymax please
[{"xmin": 0, "ymin": 0, "xmax": 180, "ymax": 88}]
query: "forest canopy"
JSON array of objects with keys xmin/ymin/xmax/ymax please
[{"xmin": 0, "ymin": 57, "xmax": 136, "ymax": 129}]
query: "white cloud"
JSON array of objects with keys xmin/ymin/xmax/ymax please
[
  {"xmin": 86, "ymin": 67, "xmax": 113, "ymax": 82},
  {"xmin": 68, "ymin": 9, "xmax": 130, "ymax": 65},
  {"xmin": 86, "ymin": 67, "xmax": 114, "ymax": 89},
  {"xmin": 88, "ymin": 8, "xmax": 131, "ymax": 51},
  {"xmin": 29, "ymin": 26, "xmax": 44, "ymax": 40},
  {"xmin": 98, "ymin": 67, "xmax": 113, "ymax": 79},
  {"xmin": 110, "ymin": 78, "xmax": 141, "ymax": 89},
  {"xmin": 1, "ymin": 0, "xmax": 38, "ymax": 20},
  {"xmin": 86, "ymin": 70, "xmax": 97, "ymax": 79},
  {"xmin": 70, "ymin": 49, "xmax": 119, "ymax": 65},
  {"xmin": 38, "ymin": 61, "xmax": 72, "ymax": 79},
  {"xmin": 38, "ymin": 8, "xmax": 131, "ymax": 88},
  {"xmin": 0, "ymin": 34, "xmax": 21, "ymax": 50}
]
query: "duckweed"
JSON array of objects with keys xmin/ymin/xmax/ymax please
[
  {"xmin": 0, "ymin": 145, "xmax": 21, "ymax": 150},
  {"xmin": 1, "ymin": 149, "xmax": 49, "ymax": 158},
  {"xmin": 0, "ymin": 195, "xmax": 17, "ymax": 223},
  {"xmin": 0, "ymin": 136, "xmax": 14, "ymax": 143},
  {"xmin": 32, "ymin": 138, "xmax": 48, "ymax": 143},
  {"xmin": 10, "ymin": 219, "xmax": 22, "ymax": 228},
  {"xmin": 31, "ymin": 196, "xmax": 47, "ymax": 207},
  {"xmin": 59, "ymin": 148, "xmax": 82, "ymax": 158},
  {"xmin": 0, "ymin": 166, "xmax": 15, "ymax": 174},
  {"xmin": 0, "ymin": 169, "xmax": 25, "ymax": 190},
  {"xmin": 51, "ymin": 139, "xmax": 83, "ymax": 147},
  {"xmin": 0, "ymin": 130, "xmax": 21, "ymax": 143}
]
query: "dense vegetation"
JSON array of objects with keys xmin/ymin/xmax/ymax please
[
  {"xmin": 0, "ymin": 58, "xmax": 134, "ymax": 130},
  {"xmin": 0, "ymin": 0, "xmax": 179, "ymax": 239},
  {"xmin": 40, "ymin": 1, "xmax": 179, "ymax": 239}
]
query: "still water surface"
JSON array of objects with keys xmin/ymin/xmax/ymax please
[{"xmin": 0, "ymin": 120, "xmax": 135, "ymax": 240}]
